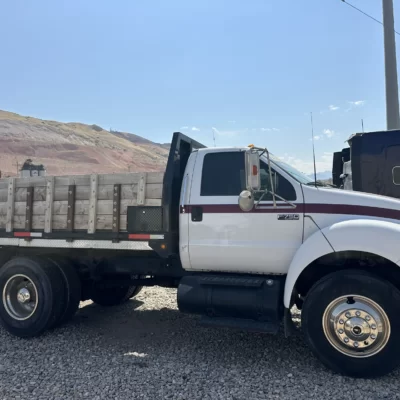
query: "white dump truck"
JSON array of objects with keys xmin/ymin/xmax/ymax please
[{"xmin": 1, "ymin": 132, "xmax": 400, "ymax": 378}]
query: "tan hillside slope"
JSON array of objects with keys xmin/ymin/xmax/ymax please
[{"xmin": 0, "ymin": 110, "xmax": 169, "ymax": 177}]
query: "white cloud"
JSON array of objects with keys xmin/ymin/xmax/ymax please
[
  {"xmin": 260, "ymin": 127, "xmax": 280, "ymax": 131},
  {"xmin": 329, "ymin": 105, "xmax": 339, "ymax": 111},
  {"xmin": 323, "ymin": 129, "xmax": 335, "ymax": 138},
  {"xmin": 314, "ymin": 135, "xmax": 321, "ymax": 140},
  {"xmin": 349, "ymin": 100, "xmax": 365, "ymax": 107},
  {"xmin": 180, "ymin": 126, "xmax": 189, "ymax": 130},
  {"xmin": 191, "ymin": 126, "xmax": 200, "ymax": 131},
  {"xmin": 346, "ymin": 100, "xmax": 366, "ymax": 111}
]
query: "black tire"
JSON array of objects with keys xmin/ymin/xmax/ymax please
[
  {"xmin": 47, "ymin": 257, "xmax": 81, "ymax": 326},
  {"xmin": 0, "ymin": 257, "xmax": 66, "ymax": 338},
  {"xmin": 129, "ymin": 285, "xmax": 143, "ymax": 299},
  {"xmin": 302, "ymin": 270, "xmax": 400, "ymax": 378},
  {"xmin": 91, "ymin": 284, "xmax": 140, "ymax": 306}
]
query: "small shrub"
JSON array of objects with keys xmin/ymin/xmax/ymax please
[{"xmin": 91, "ymin": 124, "xmax": 103, "ymax": 132}]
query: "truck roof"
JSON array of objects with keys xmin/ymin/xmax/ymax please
[{"xmin": 196, "ymin": 146, "xmax": 248, "ymax": 153}]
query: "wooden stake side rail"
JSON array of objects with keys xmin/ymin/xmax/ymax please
[{"xmin": 0, "ymin": 172, "xmax": 164, "ymax": 234}]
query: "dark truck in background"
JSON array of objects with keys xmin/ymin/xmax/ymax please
[{"xmin": 332, "ymin": 129, "xmax": 400, "ymax": 197}]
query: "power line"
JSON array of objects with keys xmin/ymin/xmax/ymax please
[{"xmin": 341, "ymin": 0, "xmax": 400, "ymax": 36}]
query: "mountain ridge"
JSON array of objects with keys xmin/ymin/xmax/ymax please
[{"xmin": 0, "ymin": 110, "xmax": 170, "ymax": 177}]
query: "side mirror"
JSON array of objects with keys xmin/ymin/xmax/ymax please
[
  {"xmin": 245, "ymin": 150, "xmax": 261, "ymax": 190},
  {"xmin": 238, "ymin": 190, "xmax": 255, "ymax": 212}
]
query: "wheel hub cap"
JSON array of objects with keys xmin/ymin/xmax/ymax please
[
  {"xmin": 2, "ymin": 274, "xmax": 38, "ymax": 321},
  {"xmin": 322, "ymin": 295, "xmax": 390, "ymax": 358},
  {"xmin": 17, "ymin": 288, "xmax": 31, "ymax": 304}
]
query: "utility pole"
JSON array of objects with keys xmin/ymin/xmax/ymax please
[{"xmin": 383, "ymin": 0, "xmax": 400, "ymax": 130}]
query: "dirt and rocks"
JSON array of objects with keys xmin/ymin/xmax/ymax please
[{"xmin": 0, "ymin": 287, "xmax": 398, "ymax": 400}]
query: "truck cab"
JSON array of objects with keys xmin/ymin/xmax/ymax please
[{"xmin": 179, "ymin": 147, "xmax": 304, "ymax": 274}]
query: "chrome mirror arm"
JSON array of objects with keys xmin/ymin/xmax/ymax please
[{"xmin": 252, "ymin": 189, "xmax": 297, "ymax": 209}]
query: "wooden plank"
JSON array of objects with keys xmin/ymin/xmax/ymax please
[
  {"xmin": 15, "ymin": 176, "xmax": 47, "ymax": 188},
  {"xmin": 2, "ymin": 187, "xmax": 48, "ymax": 202},
  {"xmin": 10, "ymin": 172, "xmax": 164, "ymax": 189},
  {"xmin": 99, "ymin": 172, "xmax": 163, "ymax": 185},
  {"xmin": 52, "ymin": 172, "xmax": 164, "ymax": 187},
  {"xmin": 6, "ymin": 178, "xmax": 15, "ymax": 232},
  {"xmin": 0, "ymin": 174, "xmax": 159, "ymax": 189},
  {"xmin": 88, "ymin": 174, "xmax": 98, "ymax": 234},
  {"xmin": 2, "ymin": 214, "xmax": 129, "ymax": 231},
  {"xmin": 55, "ymin": 175, "xmax": 89, "ymax": 187},
  {"xmin": 0, "ymin": 182, "xmax": 163, "ymax": 203},
  {"xmin": 67, "ymin": 185, "xmax": 76, "ymax": 231},
  {"xmin": 137, "ymin": 173, "xmax": 147, "ymax": 205},
  {"xmin": 44, "ymin": 176, "xmax": 55, "ymax": 233},
  {"xmin": 112, "ymin": 184, "xmax": 121, "ymax": 233},
  {"xmin": 1, "ymin": 198, "xmax": 162, "ymax": 217},
  {"xmin": 145, "ymin": 184, "xmax": 163, "ymax": 200},
  {"xmin": 25, "ymin": 187, "xmax": 34, "ymax": 231}
]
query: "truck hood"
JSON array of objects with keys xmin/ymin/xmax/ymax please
[{"xmin": 301, "ymin": 185, "xmax": 400, "ymax": 223}]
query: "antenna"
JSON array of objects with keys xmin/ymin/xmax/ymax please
[
  {"xmin": 361, "ymin": 119, "xmax": 364, "ymax": 132},
  {"xmin": 310, "ymin": 112, "xmax": 317, "ymax": 187}
]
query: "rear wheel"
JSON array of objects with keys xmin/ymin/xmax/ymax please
[
  {"xmin": 47, "ymin": 257, "xmax": 81, "ymax": 326},
  {"xmin": 0, "ymin": 257, "xmax": 66, "ymax": 338},
  {"xmin": 91, "ymin": 284, "xmax": 142, "ymax": 307},
  {"xmin": 129, "ymin": 285, "xmax": 143, "ymax": 299},
  {"xmin": 302, "ymin": 270, "xmax": 400, "ymax": 378}
]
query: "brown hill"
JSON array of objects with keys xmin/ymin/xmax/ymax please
[{"xmin": 0, "ymin": 110, "xmax": 170, "ymax": 177}]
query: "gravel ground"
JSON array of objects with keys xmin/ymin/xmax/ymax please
[{"xmin": 0, "ymin": 287, "xmax": 399, "ymax": 400}]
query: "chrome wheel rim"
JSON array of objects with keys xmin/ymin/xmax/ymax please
[
  {"xmin": 3, "ymin": 274, "xmax": 38, "ymax": 320},
  {"xmin": 322, "ymin": 295, "xmax": 390, "ymax": 358}
]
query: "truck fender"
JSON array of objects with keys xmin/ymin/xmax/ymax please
[
  {"xmin": 283, "ymin": 218, "xmax": 400, "ymax": 308},
  {"xmin": 283, "ymin": 230, "xmax": 333, "ymax": 308}
]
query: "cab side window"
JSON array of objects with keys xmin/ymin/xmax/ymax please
[
  {"xmin": 255, "ymin": 161, "xmax": 296, "ymax": 201},
  {"xmin": 201, "ymin": 152, "xmax": 245, "ymax": 196}
]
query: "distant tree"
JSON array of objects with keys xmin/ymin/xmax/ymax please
[{"xmin": 91, "ymin": 124, "xmax": 103, "ymax": 132}]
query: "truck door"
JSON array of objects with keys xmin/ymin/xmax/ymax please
[
  {"xmin": 187, "ymin": 149, "xmax": 304, "ymax": 274},
  {"xmin": 179, "ymin": 151, "xmax": 198, "ymax": 270}
]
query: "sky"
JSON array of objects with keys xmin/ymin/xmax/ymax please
[{"xmin": 0, "ymin": 0, "xmax": 398, "ymax": 174}]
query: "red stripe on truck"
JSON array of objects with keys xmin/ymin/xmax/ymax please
[{"xmin": 182, "ymin": 204, "xmax": 400, "ymax": 220}]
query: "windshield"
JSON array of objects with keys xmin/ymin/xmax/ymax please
[{"xmin": 267, "ymin": 154, "xmax": 315, "ymax": 185}]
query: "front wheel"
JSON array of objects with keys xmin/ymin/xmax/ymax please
[{"xmin": 302, "ymin": 270, "xmax": 400, "ymax": 378}]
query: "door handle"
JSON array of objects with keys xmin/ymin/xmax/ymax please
[{"xmin": 191, "ymin": 206, "xmax": 203, "ymax": 222}]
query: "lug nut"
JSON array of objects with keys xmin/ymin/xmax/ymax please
[
  {"xmin": 345, "ymin": 312, "xmax": 351, "ymax": 318},
  {"xmin": 339, "ymin": 319, "xmax": 344, "ymax": 325},
  {"xmin": 344, "ymin": 337, "xmax": 349, "ymax": 343},
  {"xmin": 354, "ymin": 342, "xmax": 359, "ymax": 348},
  {"xmin": 365, "ymin": 315, "xmax": 371, "ymax": 321},
  {"xmin": 371, "ymin": 334, "xmax": 376, "ymax": 340},
  {"xmin": 355, "ymin": 311, "xmax": 361, "ymax": 317},
  {"xmin": 338, "ymin": 329, "xmax": 344, "ymax": 334},
  {"xmin": 371, "ymin": 324, "xmax": 376, "ymax": 330}
]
